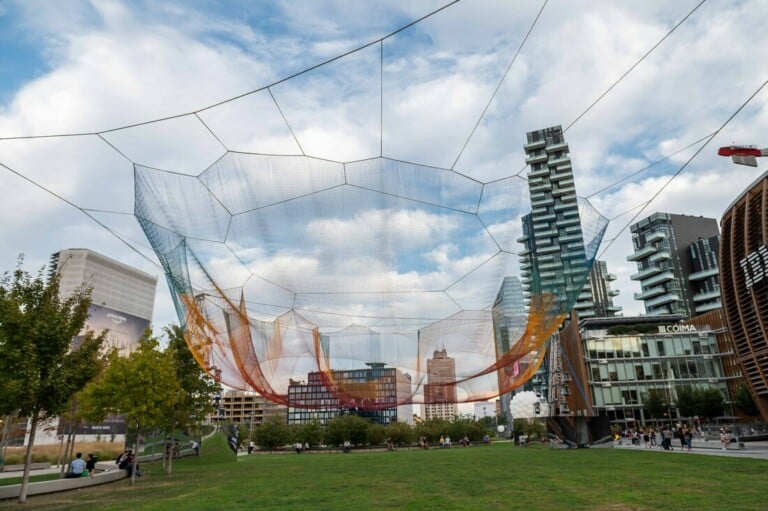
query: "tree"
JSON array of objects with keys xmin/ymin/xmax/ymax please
[
  {"xmin": 643, "ymin": 389, "xmax": 666, "ymax": 420},
  {"xmin": 325, "ymin": 414, "xmax": 370, "ymax": 446},
  {"xmin": 698, "ymin": 388, "xmax": 725, "ymax": 420},
  {"xmin": 675, "ymin": 386, "xmax": 697, "ymax": 418},
  {"xmin": 292, "ymin": 419, "xmax": 325, "ymax": 448},
  {"xmin": 253, "ymin": 415, "xmax": 291, "ymax": 450},
  {"xmin": 161, "ymin": 325, "xmax": 219, "ymax": 475},
  {"xmin": 80, "ymin": 334, "xmax": 181, "ymax": 485},
  {"xmin": 0, "ymin": 261, "xmax": 107, "ymax": 503},
  {"xmin": 385, "ymin": 421, "xmax": 415, "ymax": 446},
  {"xmin": 734, "ymin": 383, "xmax": 759, "ymax": 417}
]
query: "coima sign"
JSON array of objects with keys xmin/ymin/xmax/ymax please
[
  {"xmin": 657, "ymin": 324, "xmax": 697, "ymax": 333},
  {"xmin": 740, "ymin": 244, "xmax": 768, "ymax": 289}
]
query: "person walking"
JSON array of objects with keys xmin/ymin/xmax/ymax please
[{"xmin": 720, "ymin": 428, "xmax": 730, "ymax": 450}]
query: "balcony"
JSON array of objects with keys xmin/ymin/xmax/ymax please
[
  {"xmin": 545, "ymin": 141, "xmax": 568, "ymax": 153},
  {"xmin": 606, "ymin": 273, "xmax": 617, "ymax": 281},
  {"xmin": 524, "ymin": 139, "xmax": 546, "ymax": 151},
  {"xmin": 529, "ymin": 182, "xmax": 551, "ymax": 193},
  {"xmin": 531, "ymin": 196, "xmax": 555, "ymax": 207},
  {"xmin": 646, "ymin": 231, "xmax": 666, "ymax": 243},
  {"xmin": 537, "ymin": 244, "xmax": 562, "ymax": 254},
  {"xmin": 633, "ymin": 286, "xmax": 665, "ymax": 300},
  {"xmin": 688, "ymin": 267, "xmax": 719, "ymax": 281},
  {"xmin": 695, "ymin": 301, "xmax": 722, "ymax": 313},
  {"xmin": 627, "ymin": 245, "xmax": 656, "ymax": 261},
  {"xmin": 559, "ymin": 233, "xmax": 584, "ymax": 243},
  {"xmin": 608, "ymin": 289, "xmax": 620, "ymax": 296},
  {"xmin": 643, "ymin": 271, "xmax": 675, "ymax": 287},
  {"xmin": 548, "ymin": 155, "xmax": 571, "ymax": 167},
  {"xmin": 649, "ymin": 250, "xmax": 670, "ymax": 263},
  {"xmin": 525, "ymin": 152, "xmax": 547, "ymax": 165},
  {"xmin": 646, "ymin": 292, "xmax": 679, "ymax": 308},
  {"xmin": 630, "ymin": 265, "xmax": 662, "ymax": 281},
  {"xmin": 552, "ymin": 185, "xmax": 576, "ymax": 197},
  {"xmin": 693, "ymin": 290, "xmax": 722, "ymax": 302},
  {"xmin": 528, "ymin": 167, "xmax": 550, "ymax": 178},
  {"xmin": 532, "ymin": 212, "xmax": 556, "ymax": 222}
]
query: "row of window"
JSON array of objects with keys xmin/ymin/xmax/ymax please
[
  {"xmin": 587, "ymin": 358, "xmax": 724, "ymax": 382},
  {"xmin": 590, "ymin": 382, "xmax": 728, "ymax": 407},
  {"xmin": 586, "ymin": 336, "xmax": 717, "ymax": 359}
]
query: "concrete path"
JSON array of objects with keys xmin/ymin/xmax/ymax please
[{"xmin": 611, "ymin": 439, "xmax": 768, "ymax": 461}]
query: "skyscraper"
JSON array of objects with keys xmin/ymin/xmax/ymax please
[
  {"xmin": 518, "ymin": 125, "xmax": 591, "ymax": 403},
  {"xmin": 519, "ymin": 125, "xmax": 590, "ymax": 313},
  {"xmin": 627, "ymin": 213, "xmax": 720, "ymax": 318},
  {"xmin": 423, "ymin": 348, "xmax": 459, "ymax": 421}
]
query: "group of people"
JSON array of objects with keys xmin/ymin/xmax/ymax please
[
  {"xmin": 619, "ymin": 425, "xmax": 697, "ymax": 452},
  {"xmin": 65, "ymin": 452, "xmax": 97, "ymax": 478}
]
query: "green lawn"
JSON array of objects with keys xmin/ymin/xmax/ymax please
[{"xmin": 1, "ymin": 435, "xmax": 766, "ymax": 510}]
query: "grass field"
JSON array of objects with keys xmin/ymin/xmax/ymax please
[{"xmin": 1, "ymin": 435, "xmax": 766, "ymax": 510}]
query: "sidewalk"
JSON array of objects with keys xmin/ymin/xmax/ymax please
[{"xmin": 612, "ymin": 439, "xmax": 768, "ymax": 460}]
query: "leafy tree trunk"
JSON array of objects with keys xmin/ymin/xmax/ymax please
[
  {"xmin": 167, "ymin": 423, "xmax": 176, "ymax": 476},
  {"xmin": 131, "ymin": 423, "xmax": 140, "ymax": 486},
  {"xmin": 19, "ymin": 413, "xmax": 39, "ymax": 503},
  {"xmin": 0, "ymin": 414, "xmax": 13, "ymax": 473}
]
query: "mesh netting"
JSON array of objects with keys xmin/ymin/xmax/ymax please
[{"xmin": 121, "ymin": 4, "xmax": 609, "ymax": 407}]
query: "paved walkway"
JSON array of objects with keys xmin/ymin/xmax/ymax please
[{"xmin": 611, "ymin": 439, "xmax": 768, "ymax": 461}]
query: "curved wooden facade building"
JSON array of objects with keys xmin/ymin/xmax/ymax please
[{"xmin": 720, "ymin": 171, "xmax": 768, "ymax": 421}]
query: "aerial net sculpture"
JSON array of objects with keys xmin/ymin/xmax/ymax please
[
  {"xmin": 0, "ymin": 1, "xmax": 623, "ymax": 410},
  {"xmin": 129, "ymin": 3, "xmax": 608, "ymax": 409}
]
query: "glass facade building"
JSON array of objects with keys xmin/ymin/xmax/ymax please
[
  {"xmin": 581, "ymin": 316, "xmax": 730, "ymax": 422},
  {"xmin": 287, "ymin": 364, "xmax": 413, "ymax": 425}
]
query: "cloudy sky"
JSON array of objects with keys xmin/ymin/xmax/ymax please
[{"xmin": 1, "ymin": 0, "xmax": 767, "ymax": 346}]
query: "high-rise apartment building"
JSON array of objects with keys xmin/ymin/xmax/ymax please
[
  {"xmin": 627, "ymin": 213, "xmax": 720, "ymax": 318},
  {"xmin": 581, "ymin": 260, "xmax": 622, "ymax": 318},
  {"xmin": 423, "ymin": 348, "xmax": 459, "ymax": 421},
  {"xmin": 519, "ymin": 125, "xmax": 590, "ymax": 311},
  {"xmin": 518, "ymin": 125, "xmax": 592, "ymax": 404}
]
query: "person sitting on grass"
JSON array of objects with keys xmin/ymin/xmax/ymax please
[{"xmin": 65, "ymin": 452, "xmax": 86, "ymax": 478}]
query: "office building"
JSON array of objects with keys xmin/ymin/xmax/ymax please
[
  {"xmin": 51, "ymin": 248, "xmax": 158, "ymax": 352},
  {"xmin": 23, "ymin": 249, "xmax": 158, "ymax": 446},
  {"xmin": 492, "ymin": 276, "xmax": 528, "ymax": 424},
  {"xmin": 580, "ymin": 316, "xmax": 730, "ymax": 423},
  {"xmin": 627, "ymin": 213, "xmax": 720, "ymax": 318},
  {"xmin": 287, "ymin": 363, "xmax": 413, "ymax": 425},
  {"xmin": 720, "ymin": 171, "xmax": 768, "ymax": 421},
  {"xmin": 423, "ymin": 349, "xmax": 459, "ymax": 421}
]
